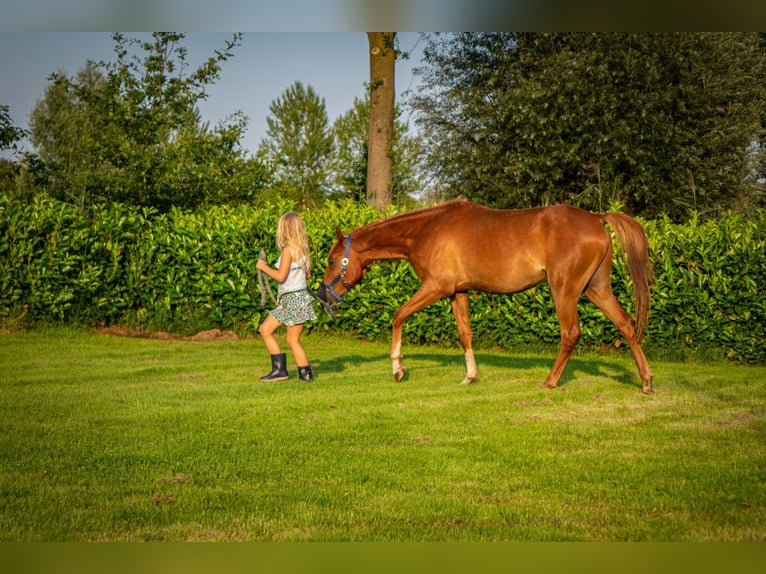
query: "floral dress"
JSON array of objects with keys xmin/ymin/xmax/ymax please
[{"xmin": 269, "ymin": 256, "xmax": 316, "ymax": 326}]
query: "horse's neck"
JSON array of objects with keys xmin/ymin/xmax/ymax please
[{"xmin": 355, "ymin": 212, "xmax": 425, "ymax": 263}]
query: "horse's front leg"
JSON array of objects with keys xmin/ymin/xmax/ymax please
[
  {"xmin": 451, "ymin": 292, "xmax": 478, "ymax": 385},
  {"xmin": 390, "ymin": 284, "xmax": 446, "ymax": 382},
  {"xmin": 391, "ymin": 338, "xmax": 406, "ymax": 382}
]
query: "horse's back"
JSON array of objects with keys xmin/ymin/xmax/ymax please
[
  {"xmin": 410, "ymin": 201, "xmax": 610, "ymax": 293},
  {"xmin": 427, "ymin": 201, "xmax": 606, "ymax": 247}
]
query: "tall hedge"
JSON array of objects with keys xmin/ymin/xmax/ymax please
[{"xmin": 1, "ymin": 193, "xmax": 764, "ymax": 363}]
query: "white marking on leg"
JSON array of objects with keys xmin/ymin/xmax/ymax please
[
  {"xmin": 391, "ymin": 341, "xmax": 402, "ymax": 375},
  {"xmin": 459, "ymin": 349, "xmax": 479, "ymax": 385}
]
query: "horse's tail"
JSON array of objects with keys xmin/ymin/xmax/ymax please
[{"xmin": 601, "ymin": 212, "xmax": 654, "ymax": 342}]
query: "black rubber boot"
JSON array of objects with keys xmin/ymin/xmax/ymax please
[
  {"xmin": 260, "ymin": 353, "xmax": 288, "ymax": 381},
  {"xmin": 298, "ymin": 365, "xmax": 313, "ymax": 382}
]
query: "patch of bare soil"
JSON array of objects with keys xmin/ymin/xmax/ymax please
[{"xmin": 94, "ymin": 326, "xmax": 250, "ymax": 341}]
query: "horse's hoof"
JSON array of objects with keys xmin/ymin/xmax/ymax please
[
  {"xmin": 642, "ymin": 386, "xmax": 656, "ymax": 395},
  {"xmin": 458, "ymin": 377, "xmax": 477, "ymax": 386},
  {"xmin": 394, "ymin": 367, "xmax": 407, "ymax": 382},
  {"xmin": 541, "ymin": 382, "xmax": 558, "ymax": 390}
]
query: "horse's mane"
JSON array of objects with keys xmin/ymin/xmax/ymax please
[{"xmin": 360, "ymin": 199, "xmax": 472, "ymax": 233}]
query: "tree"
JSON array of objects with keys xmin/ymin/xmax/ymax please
[
  {"xmin": 259, "ymin": 81, "xmax": 334, "ymax": 209},
  {"xmin": 366, "ymin": 32, "xmax": 397, "ymax": 210},
  {"xmin": 330, "ymin": 94, "xmax": 422, "ymax": 206},
  {"xmin": 411, "ymin": 33, "xmax": 766, "ymax": 220},
  {"xmin": 329, "ymin": 97, "xmax": 368, "ymax": 203},
  {"xmin": 28, "ymin": 62, "xmax": 109, "ymax": 209},
  {"xmin": 0, "ymin": 105, "xmax": 29, "ymax": 195},
  {"xmin": 0, "ymin": 105, "xmax": 27, "ymax": 155},
  {"xmin": 27, "ymin": 32, "xmax": 267, "ymax": 211}
]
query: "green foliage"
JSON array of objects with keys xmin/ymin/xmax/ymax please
[
  {"xmin": 644, "ymin": 212, "xmax": 766, "ymax": 363},
  {"xmin": 328, "ymin": 98, "xmax": 369, "ymax": 202},
  {"xmin": 0, "ymin": 105, "xmax": 27, "ymax": 155},
  {"xmin": 330, "ymin": 95, "xmax": 423, "ymax": 207},
  {"xmin": 26, "ymin": 33, "xmax": 268, "ymax": 211},
  {"xmin": 412, "ymin": 33, "xmax": 766, "ymax": 220},
  {"xmin": 1, "ymin": 195, "xmax": 764, "ymax": 362},
  {"xmin": 0, "ymin": 159, "xmax": 19, "ymax": 195},
  {"xmin": 259, "ymin": 81, "xmax": 334, "ymax": 209}
]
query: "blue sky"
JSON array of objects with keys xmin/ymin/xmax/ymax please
[{"xmin": 0, "ymin": 32, "xmax": 425, "ymax": 159}]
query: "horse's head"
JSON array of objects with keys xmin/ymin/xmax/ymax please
[{"xmin": 315, "ymin": 226, "xmax": 366, "ymax": 318}]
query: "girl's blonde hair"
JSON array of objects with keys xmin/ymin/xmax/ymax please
[{"xmin": 276, "ymin": 212, "xmax": 311, "ymax": 274}]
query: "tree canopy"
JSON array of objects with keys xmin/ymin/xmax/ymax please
[
  {"xmin": 411, "ymin": 32, "xmax": 766, "ymax": 220},
  {"xmin": 258, "ymin": 81, "xmax": 334, "ymax": 209},
  {"xmin": 15, "ymin": 33, "xmax": 424, "ymax": 213},
  {"xmin": 0, "ymin": 105, "xmax": 28, "ymax": 194},
  {"xmin": 25, "ymin": 32, "xmax": 268, "ymax": 212},
  {"xmin": 330, "ymin": 95, "xmax": 421, "ymax": 207},
  {"xmin": 0, "ymin": 105, "xmax": 27, "ymax": 155}
]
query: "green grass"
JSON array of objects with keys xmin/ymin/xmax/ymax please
[{"xmin": 1, "ymin": 328, "xmax": 764, "ymax": 541}]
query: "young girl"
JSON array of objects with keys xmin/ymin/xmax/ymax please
[{"xmin": 256, "ymin": 212, "xmax": 316, "ymax": 382}]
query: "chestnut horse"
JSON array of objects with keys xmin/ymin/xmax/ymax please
[{"xmin": 316, "ymin": 199, "xmax": 655, "ymax": 394}]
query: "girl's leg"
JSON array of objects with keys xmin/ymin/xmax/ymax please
[
  {"xmin": 259, "ymin": 315, "xmax": 283, "ymax": 355},
  {"xmin": 259, "ymin": 315, "xmax": 288, "ymax": 381},
  {"xmin": 285, "ymin": 324, "xmax": 308, "ymax": 366}
]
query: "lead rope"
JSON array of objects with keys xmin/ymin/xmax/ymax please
[{"xmin": 257, "ymin": 250, "xmax": 277, "ymax": 307}]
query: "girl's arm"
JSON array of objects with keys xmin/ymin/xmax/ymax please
[{"xmin": 256, "ymin": 247, "xmax": 292, "ymax": 283}]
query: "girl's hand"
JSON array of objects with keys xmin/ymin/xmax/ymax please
[{"xmin": 256, "ymin": 259, "xmax": 268, "ymax": 272}]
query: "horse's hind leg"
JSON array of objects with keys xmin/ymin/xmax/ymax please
[
  {"xmin": 543, "ymin": 289, "xmax": 582, "ymax": 390},
  {"xmin": 585, "ymin": 276, "xmax": 655, "ymax": 394},
  {"xmin": 451, "ymin": 292, "xmax": 478, "ymax": 385}
]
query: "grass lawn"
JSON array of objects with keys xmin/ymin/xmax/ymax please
[{"xmin": 1, "ymin": 328, "xmax": 765, "ymax": 541}]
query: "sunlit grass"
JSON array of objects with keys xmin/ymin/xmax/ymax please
[{"xmin": 1, "ymin": 328, "xmax": 764, "ymax": 541}]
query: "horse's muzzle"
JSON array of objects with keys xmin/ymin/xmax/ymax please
[{"xmin": 313, "ymin": 285, "xmax": 339, "ymax": 318}]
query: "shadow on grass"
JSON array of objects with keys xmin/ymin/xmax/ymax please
[
  {"xmin": 315, "ymin": 344, "xmax": 638, "ymax": 391},
  {"xmin": 470, "ymin": 351, "xmax": 638, "ymax": 390},
  {"xmin": 311, "ymin": 354, "xmax": 386, "ymax": 374},
  {"xmin": 478, "ymin": 352, "xmax": 637, "ymax": 390}
]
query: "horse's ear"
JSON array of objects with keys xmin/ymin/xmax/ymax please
[{"xmin": 335, "ymin": 225, "xmax": 344, "ymax": 241}]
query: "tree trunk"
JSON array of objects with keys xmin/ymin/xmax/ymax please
[{"xmin": 366, "ymin": 32, "xmax": 396, "ymax": 210}]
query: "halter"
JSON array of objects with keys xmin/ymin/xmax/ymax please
[{"xmin": 320, "ymin": 234, "xmax": 354, "ymax": 304}]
